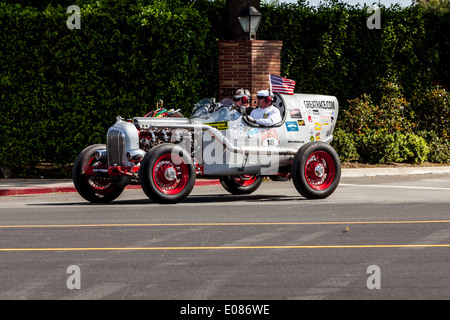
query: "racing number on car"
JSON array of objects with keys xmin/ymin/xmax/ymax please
[
  {"xmin": 261, "ymin": 129, "xmax": 279, "ymax": 147},
  {"xmin": 262, "ymin": 138, "xmax": 278, "ymax": 147}
]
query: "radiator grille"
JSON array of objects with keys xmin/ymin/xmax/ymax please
[{"xmin": 107, "ymin": 129, "xmax": 125, "ymax": 166}]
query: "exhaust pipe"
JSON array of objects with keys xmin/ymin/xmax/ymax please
[{"xmin": 143, "ymin": 123, "xmax": 298, "ymax": 156}]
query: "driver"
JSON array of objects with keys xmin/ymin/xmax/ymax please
[{"xmin": 244, "ymin": 90, "xmax": 281, "ymax": 126}]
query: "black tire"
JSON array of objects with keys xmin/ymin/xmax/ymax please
[
  {"xmin": 220, "ymin": 175, "xmax": 263, "ymax": 195},
  {"xmin": 72, "ymin": 144, "xmax": 125, "ymax": 203},
  {"xmin": 291, "ymin": 142, "xmax": 341, "ymax": 199},
  {"xmin": 139, "ymin": 143, "xmax": 196, "ymax": 204}
]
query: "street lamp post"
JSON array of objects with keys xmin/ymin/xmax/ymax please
[{"xmin": 237, "ymin": 2, "xmax": 262, "ymax": 40}]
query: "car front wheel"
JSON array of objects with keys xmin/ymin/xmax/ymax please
[
  {"xmin": 72, "ymin": 144, "xmax": 125, "ymax": 203},
  {"xmin": 139, "ymin": 143, "xmax": 196, "ymax": 204}
]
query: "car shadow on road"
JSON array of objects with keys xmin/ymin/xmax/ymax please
[
  {"xmin": 177, "ymin": 194, "xmax": 304, "ymax": 204},
  {"xmin": 29, "ymin": 193, "xmax": 305, "ymax": 206}
]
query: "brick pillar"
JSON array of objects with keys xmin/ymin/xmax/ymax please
[{"xmin": 218, "ymin": 40, "xmax": 283, "ymax": 106}]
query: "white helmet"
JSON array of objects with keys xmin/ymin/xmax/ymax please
[
  {"xmin": 256, "ymin": 90, "xmax": 273, "ymax": 103},
  {"xmin": 234, "ymin": 88, "xmax": 251, "ymax": 103}
]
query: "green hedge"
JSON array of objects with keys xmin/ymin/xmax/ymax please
[
  {"xmin": 0, "ymin": 0, "xmax": 449, "ymax": 177},
  {"xmin": 259, "ymin": 1, "xmax": 450, "ymax": 104},
  {"xmin": 0, "ymin": 0, "xmax": 216, "ymax": 176}
]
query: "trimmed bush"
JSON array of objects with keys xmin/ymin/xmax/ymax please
[
  {"xmin": 411, "ymin": 86, "xmax": 449, "ymax": 138},
  {"xmin": 417, "ymin": 131, "xmax": 450, "ymax": 163},
  {"xmin": 331, "ymin": 128, "xmax": 360, "ymax": 162},
  {"xmin": 340, "ymin": 78, "xmax": 415, "ymax": 135},
  {"xmin": 333, "ymin": 129, "xmax": 430, "ymax": 164},
  {"xmin": 0, "ymin": 0, "xmax": 214, "ymax": 176}
]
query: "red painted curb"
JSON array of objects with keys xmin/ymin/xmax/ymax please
[
  {"xmin": 0, "ymin": 187, "xmax": 77, "ymax": 196},
  {"xmin": 0, "ymin": 180, "xmax": 221, "ymax": 196}
]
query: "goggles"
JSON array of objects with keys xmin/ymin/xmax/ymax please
[{"xmin": 234, "ymin": 95, "xmax": 249, "ymax": 103}]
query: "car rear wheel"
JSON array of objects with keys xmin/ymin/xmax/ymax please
[
  {"xmin": 291, "ymin": 142, "xmax": 341, "ymax": 199},
  {"xmin": 139, "ymin": 143, "xmax": 196, "ymax": 204},
  {"xmin": 219, "ymin": 174, "xmax": 263, "ymax": 195},
  {"xmin": 72, "ymin": 144, "xmax": 125, "ymax": 203}
]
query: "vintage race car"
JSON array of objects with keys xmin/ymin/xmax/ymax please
[{"xmin": 72, "ymin": 93, "xmax": 341, "ymax": 204}]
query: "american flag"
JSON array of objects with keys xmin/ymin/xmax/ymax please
[{"xmin": 269, "ymin": 74, "xmax": 296, "ymax": 95}]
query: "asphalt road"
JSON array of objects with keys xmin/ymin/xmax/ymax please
[{"xmin": 0, "ymin": 173, "xmax": 449, "ymax": 303}]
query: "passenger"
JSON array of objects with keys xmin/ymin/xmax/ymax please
[
  {"xmin": 233, "ymin": 88, "xmax": 252, "ymax": 114},
  {"xmin": 244, "ymin": 90, "xmax": 281, "ymax": 126}
]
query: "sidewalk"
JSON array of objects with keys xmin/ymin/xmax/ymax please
[{"xmin": 1, "ymin": 166, "xmax": 449, "ymax": 196}]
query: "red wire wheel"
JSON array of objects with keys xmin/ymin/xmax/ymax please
[
  {"xmin": 292, "ymin": 142, "xmax": 341, "ymax": 199},
  {"xmin": 232, "ymin": 175, "xmax": 258, "ymax": 187},
  {"xmin": 140, "ymin": 144, "xmax": 196, "ymax": 204},
  {"xmin": 152, "ymin": 153, "xmax": 189, "ymax": 195},
  {"xmin": 84, "ymin": 156, "xmax": 115, "ymax": 194},
  {"xmin": 220, "ymin": 174, "xmax": 263, "ymax": 195},
  {"xmin": 304, "ymin": 151, "xmax": 336, "ymax": 191},
  {"xmin": 72, "ymin": 144, "xmax": 125, "ymax": 203}
]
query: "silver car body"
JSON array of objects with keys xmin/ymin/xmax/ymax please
[{"xmin": 105, "ymin": 92, "xmax": 339, "ymax": 178}]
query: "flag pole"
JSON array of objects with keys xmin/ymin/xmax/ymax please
[{"xmin": 268, "ymin": 74, "xmax": 273, "ymax": 96}]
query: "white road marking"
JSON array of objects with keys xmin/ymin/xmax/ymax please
[{"xmin": 340, "ymin": 183, "xmax": 450, "ymax": 191}]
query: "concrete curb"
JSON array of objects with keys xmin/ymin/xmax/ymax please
[
  {"xmin": 341, "ymin": 166, "xmax": 450, "ymax": 178},
  {"xmin": 0, "ymin": 166, "xmax": 449, "ymax": 196}
]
